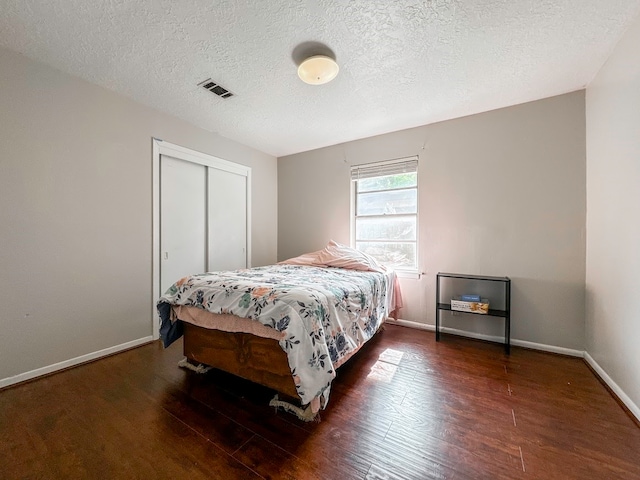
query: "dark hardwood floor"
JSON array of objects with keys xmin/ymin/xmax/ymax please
[{"xmin": 1, "ymin": 324, "xmax": 639, "ymax": 479}]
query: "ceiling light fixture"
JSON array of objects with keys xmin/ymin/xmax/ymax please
[{"xmin": 297, "ymin": 55, "xmax": 339, "ymax": 85}]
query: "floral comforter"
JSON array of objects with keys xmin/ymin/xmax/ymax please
[{"xmin": 157, "ymin": 264, "xmax": 395, "ymax": 411}]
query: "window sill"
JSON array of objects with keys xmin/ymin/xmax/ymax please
[{"xmin": 394, "ymin": 270, "xmax": 423, "ymax": 280}]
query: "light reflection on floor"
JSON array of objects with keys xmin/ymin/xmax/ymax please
[{"xmin": 366, "ymin": 348, "xmax": 405, "ymax": 383}]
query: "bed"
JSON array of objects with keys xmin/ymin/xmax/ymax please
[{"xmin": 157, "ymin": 242, "xmax": 402, "ymax": 416}]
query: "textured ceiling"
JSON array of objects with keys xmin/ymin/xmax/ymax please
[{"xmin": 1, "ymin": 1, "xmax": 639, "ymax": 157}]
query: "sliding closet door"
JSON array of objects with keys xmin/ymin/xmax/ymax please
[
  {"xmin": 159, "ymin": 154, "xmax": 207, "ymax": 294},
  {"xmin": 208, "ymin": 168, "xmax": 247, "ymax": 271},
  {"xmin": 154, "ymin": 139, "xmax": 251, "ymax": 340}
]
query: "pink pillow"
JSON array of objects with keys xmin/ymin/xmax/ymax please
[
  {"xmin": 278, "ymin": 249, "xmax": 324, "ymax": 266},
  {"xmin": 281, "ymin": 241, "xmax": 385, "ymax": 272}
]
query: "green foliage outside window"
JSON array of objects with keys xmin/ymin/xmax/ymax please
[{"xmin": 355, "ymin": 171, "xmax": 418, "ymax": 269}]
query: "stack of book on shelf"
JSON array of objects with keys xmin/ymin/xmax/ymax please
[{"xmin": 451, "ymin": 294, "xmax": 489, "ymax": 314}]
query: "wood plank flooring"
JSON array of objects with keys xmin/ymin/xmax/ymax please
[{"xmin": 1, "ymin": 324, "xmax": 639, "ymax": 479}]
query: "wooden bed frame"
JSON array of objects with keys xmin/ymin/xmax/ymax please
[
  {"xmin": 183, "ymin": 322, "xmax": 299, "ymax": 399},
  {"xmin": 182, "ymin": 311, "xmax": 395, "ymax": 402}
]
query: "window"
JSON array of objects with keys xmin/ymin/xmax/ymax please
[{"xmin": 351, "ymin": 157, "xmax": 418, "ymax": 270}]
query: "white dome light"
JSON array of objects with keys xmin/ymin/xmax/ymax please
[{"xmin": 297, "ymin": 55, "xmax": 339, "ymax": 85}]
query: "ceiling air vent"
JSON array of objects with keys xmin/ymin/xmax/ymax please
[{"xmin": 198, "ymin": 78, "xmax": 234, "ymax": 98}]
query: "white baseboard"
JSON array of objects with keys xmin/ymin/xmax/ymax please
[
  {"xmin": 0, "ymin": 336, "xmax": 154, "ymax": 390},
  {"xmin": 387, "ymin": 318, "xmax": 433, "ymax": 331},
  {"xmin": 584, "ymin": 352, "xmax": 640, "ymax": 423},
  {"xmin": 511, "ymin": 338, "xmax": 583, "ymax": 357},
  {"xmin": 386, "ymin": 319, "xmax": 583, "ymax": 357}
]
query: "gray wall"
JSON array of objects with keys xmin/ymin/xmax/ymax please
[
  {"xmin": 279, "ymin": 92, "xmax": 586, "ymax": 350},
  {"xmin": 0, "ymin": 48, "xmax": 278, "ymax": 382},
  {"xmin": 586, "ymin": 14, "xmax": 640, "ymax": 414}
]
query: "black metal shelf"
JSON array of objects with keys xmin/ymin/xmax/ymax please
[
  {"xmin": 436, "ymin": 272, "xmax": 511, "ymax": 354},
  {"xmin": 437, "ymin": 272, "xmax": 509, "ymax": 282}
]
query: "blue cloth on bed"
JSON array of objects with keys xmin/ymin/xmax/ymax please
[{"xmin": 158, "ymin": 301, "xmax": 183, "ymax": 348}]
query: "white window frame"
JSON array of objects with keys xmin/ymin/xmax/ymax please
[{"xmin": 350, "ymin": 156, "xmax": 419, "ymax": 274}]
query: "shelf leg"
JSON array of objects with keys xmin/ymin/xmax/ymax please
[
  {"xmin": 435, "ymin": 276, "xmax": 441, "ymax": 341},
  {"xmin": 505, "ymin": 316, "xmax": 510, "ymax": 355},
  {"xmin": 505, "ymin": 280, "xmax": 511, "ymax": 355}
]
